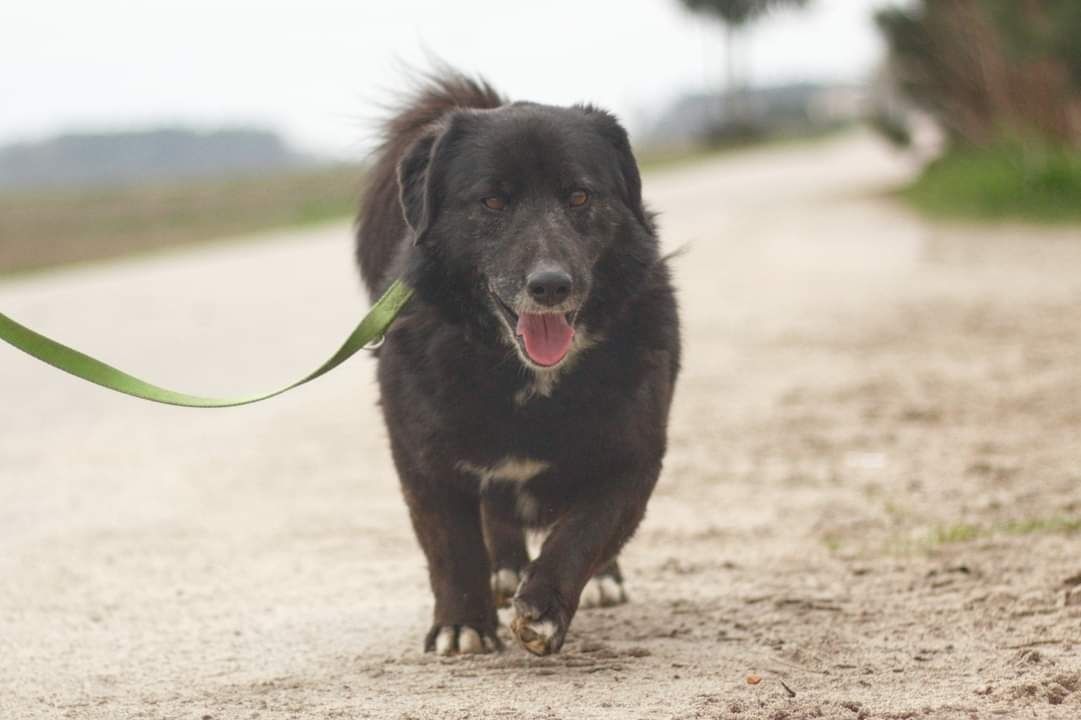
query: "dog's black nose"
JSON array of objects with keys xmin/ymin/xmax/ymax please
[{"xmin": 526, "ymin": 270, "xmax": 572, "ymax": 307}]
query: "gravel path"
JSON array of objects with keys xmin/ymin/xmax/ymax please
[{"xmin": 2, "ymin": 132, "xmax": 1080, "ymax": 719}]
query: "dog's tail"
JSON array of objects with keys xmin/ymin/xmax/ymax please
[{"xmin": 356, "ymin": 69, "xmax": 505, "ymax": 297}]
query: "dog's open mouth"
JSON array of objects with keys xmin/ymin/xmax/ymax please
[{"xmin": 493, "ymin": 295, "xmax": 577, "ymax": 367}]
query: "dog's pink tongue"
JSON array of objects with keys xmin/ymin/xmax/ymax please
[{"xmin": 516, "ymin": 313, "xmax": 575, "ymax": 366}]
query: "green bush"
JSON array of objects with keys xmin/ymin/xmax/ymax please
[{"xmin": 903, "ymin": 140, "xmax": 1081, "ymax": 222}]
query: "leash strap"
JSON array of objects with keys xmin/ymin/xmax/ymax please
[{"xmin": 0, "ymin": 279, "xmax": 413, "ymax": 408}]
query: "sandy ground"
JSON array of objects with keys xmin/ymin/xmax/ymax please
[{"xmin": 2, "ymin": 132, "xmax": 1080, "ymax": 719}]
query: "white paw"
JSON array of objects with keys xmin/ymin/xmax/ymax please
[
  {"xmin": 579, "ymin": 575, "xmax": 627, "ymax": 609},
  {"xmin": 512, "ymin": 617, "xmax": 560, "ymax": 656},
  {"xmin": 491, "ymin": 568, "xmax": 523, "ymax": 607},
  {"xmin": 433, "ymin": 625, "xmax": 489, "ymax": 656}
]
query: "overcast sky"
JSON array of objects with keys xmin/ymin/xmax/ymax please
[{"xmin": 1, "ymin": 0, "xmax": 888, "ymax": 158}]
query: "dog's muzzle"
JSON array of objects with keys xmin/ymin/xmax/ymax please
[{"xmin": 491, "ymin": 291, "xmax": 580, "ymax": 368}]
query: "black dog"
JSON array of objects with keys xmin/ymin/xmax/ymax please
[{"xmin": 356, "ymin": 71, "xmax": 680, "ymax": 656}]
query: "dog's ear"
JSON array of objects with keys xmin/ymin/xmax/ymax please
[
  {"xmin": 397, "ymin": 130, "xmax": 439, "ymax": 243},
  {"xmin": 397, "ymin": 114, "xmax": 468, "ymax": 245},
  {"xmin": 578, "ymin": 105, "xmax": 648, "ymax": 227}
]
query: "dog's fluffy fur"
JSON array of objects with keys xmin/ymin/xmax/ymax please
[{"xmin": 356, "ymin": 70, "xmax": 680, "ymax": 655}]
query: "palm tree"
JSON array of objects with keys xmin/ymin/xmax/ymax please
[{"xmin": 679, "ymin": 0, "xmax": 812, "ymax": 131}]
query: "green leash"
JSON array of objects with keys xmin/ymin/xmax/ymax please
[{"xmin": 0, "ymin": 279, "xmax": 413, "ymax": 408}]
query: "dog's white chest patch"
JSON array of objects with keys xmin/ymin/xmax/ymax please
[{"xmin": 457, "ymin": 456, "xmax": 550, "ymax": 489}]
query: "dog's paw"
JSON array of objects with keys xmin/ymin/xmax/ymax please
[
  {"xmin": 510, "ymin": 585, "xmax": 570, "ymax": 656},
  {"xmin": 490, "ymin": 568, "xmax": 523, "ymax": 609},
  {"xmin": 579, "ymin": 574, "xmax": 628, "ymax": 609},
  {"xmin": 424, "ymin": 624, "xmax": 502, "ymax": 656}
]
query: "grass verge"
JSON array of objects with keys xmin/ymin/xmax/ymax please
[
  {"xmin": 931, "ymin": 516, "xmax": 1081, "ymax": 544},
  {"xmin": 902, "ymin": 140, "xmax": 1081, "ymax": 223},
  {"xmin": 822, "ymin": 515, "xmax": 1081, "ymax": 556}
]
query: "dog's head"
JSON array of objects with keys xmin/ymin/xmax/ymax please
[{"xmin": 398, "ymin": 102, "xmax": 656, "ymax": 370}]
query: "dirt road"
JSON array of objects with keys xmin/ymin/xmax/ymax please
[{"xmin": 2, "ymin": 132, "xmax": 1079, "ymax": 719}]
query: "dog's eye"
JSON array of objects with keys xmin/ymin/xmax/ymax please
[
  {"xmin": 568, "ymin": 190, "xmax": 589, "ymax": 208},
  {"xmin": 482, "ymin": 196, "xmax": 507, "ymax": 211}
]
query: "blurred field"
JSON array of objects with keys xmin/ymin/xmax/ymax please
[
  {"xmin": 0, "ymin": 134, "xmax": 861, "ymax": 279},
  {"xmin": 0, "ymin": 164, "xmax": 364, "ymax": 276},
  {"xmin": 637, "ymin": 124, "xmax": 854, "ymax": 174},
  {"xmin": 0, "ymin": 148, "xmax": 713, "ymax": 279}
]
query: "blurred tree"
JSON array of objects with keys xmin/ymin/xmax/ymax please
[
  {"xmin": 680, "ymin": 0, "xmax": 811, "ymax": 91},
  {"xmin": 679, "ymin": 0, "xmax": 811, "ymax": 137},
  {"xmin": 680, "ymin": 0, "xmax": 810, "ymax": 26},
  {"xmin": 876, "ymin": 0, "xmax": 1081, "ymax": 147}
]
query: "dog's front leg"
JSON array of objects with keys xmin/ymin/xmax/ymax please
[
  {"xmin": 400, "ymin": 480, "xmax": 502, "ymax": 655},
  {"xmin": 509, "ymin": 487, "xmax": 649, "ymax": 655},
  {"xmin": 481, "ymin": 495, "xmax": 530, "ymax": 608}
]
